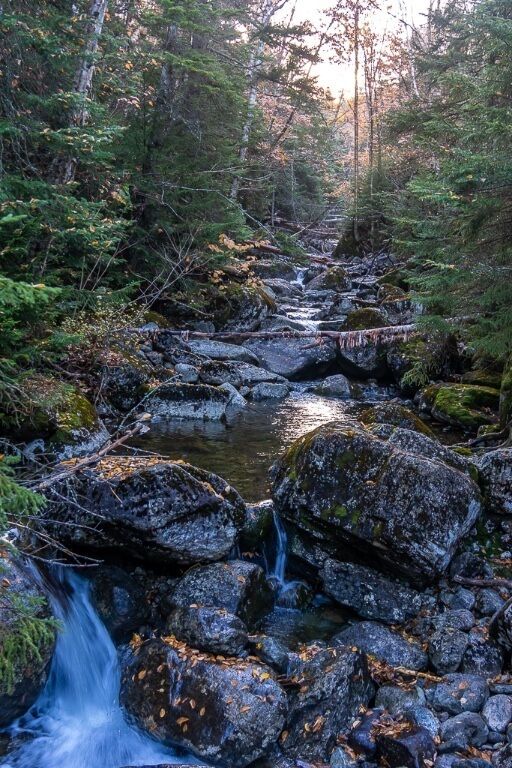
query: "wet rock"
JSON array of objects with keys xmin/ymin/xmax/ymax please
[
  {"xmin": 476, "ymin": 589, "xmax": 505, "ymax": 618},
  {"xmin": 241, "ymin": 500, "xmax": 275, "ymax": 550},
  {"xmin": 121, "ymin": 638, "xmax": 287, "ymax": 768},
  {"xmin": 439, "ymin": 712, "xmax": 488, "ymax": 751},
  {"xmin": 243, "ymin": 336, "xmax": 338, "ymax": 381},
  {"xmin": 477, "ymin": 449, "xmax": 512, "ymax": 515},
  {"xmin": 89, "ymin": 565, "xmax": 149, "ymax": 642},
  {"xmin": 376, "ymin": 724, "xmax": 436, "ymax": 768},
  {"xmin": 338, "ymin": 342, "xmax": 388, "ymax": 379},
  {"xmin": 198, "ymin": 359, "xmax": 243, "ymax": 387},
  {"xmin": 461, "ymin": 631, "xmax": 503, "ymax": 676},
  {"xmin": 46, "ymin": 457, "xmax": 245, "ymax": 566},
  {"xmin": 237, "ymin": 362, "xmax": 288, "ymax": 386},
  {"xmin": 282, "ymin": 646, "xmax": 374, "ymax": 760},
  {"xmin": 490, "ymin": 599, "xmax": 512, "ymax": 651},
  {"xmin": 271, "ymin": 422, "xmax": 481, "ymax": 583},
  {"xmin": 259, "ymin": 315, "xmax": 309, "ymax": 332},
  {"xmin": 262, "ymin": 278, "xmax": 303, "ymax": 299},
  {"xmin": 313, "ymin": 374, "xmax": 352, "ymax": 398},
  {"xmin": 429, "ymin": 628, "xmax": 469, "ymax": 675},
  {"xmin": 321, "ymin": 559, "xmax": 423, "ymax": 624},
  {"xmin": 418, "ymin": 384, "xmax": 500, "ymax": 432},
  {"xmin": 218, "ymin": 382, "xmax": 247, "ymax": 408},
  {"xmin": 145, "ymin": 382, "xmax": 230, "ymax": 420},
  {"xmin": 248, "ymin": 635, "xmax": 294, "ymax": 674},
  {"xmin": 307, "ymin": 266, "xmax": 350, "ymax": 292},
  {"xmin": 334, "ymin": 621, "xmax": 428, "ymax": 671},
  {"xmin": 188, "ymin": 339, "xmax": 260, "ymax": 364},
  {"xmin": 375, "ymin": 685, "xmax": 426, "ymax": 715},
  {"xmin": 166, "ymin": 606, "xmax": 248, "ymax": 656},
  {"xmin": 405, "ymin": 706, "xmax": 441, "ymax": 739},
  {"xmin": 360, "ymin": 403, "xmax": 434, "ymax": 436},
  {"xmin": 220, "ymin": 284, "xmax": 276, "ymax": 332},
  {"xmin": 171, "ymin": 561, "xmax": 273, "ymax": 628},
  {"xmin": 0, "ymin": 558, "xmax": 55, "ymax": 728},
  {"xmin": 248, "ymin": 382, "xmax": 290, "ymax": 401},
  {"xmin": 426, "ymin": 674, "xmax": 489, "ymax": 715},
  {"xmin": 482, "ymin": 695, "xmax": 512, "ymax": 733}
]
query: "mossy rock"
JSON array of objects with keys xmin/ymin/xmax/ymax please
[
  {"xmin": 14, "ymin": 375, "xmax": 100, "ymax": 445},
  {"xmin": 378, "ymin": 283, "xmax": 407, "ymax": 301},
  {"xmin": 143, "ymin": 310, "xmax": 171, "ymax": 328},
  {"xmin": 343, "ymin": 307, "xmax": 388, "ymax": 331},
  {"xmin": 386, "ymin": 334, "xmax": 458, "ymax": 395},
  {"xmin": 420, "ymin": 383, "xmax": 500, "ymax": 432},
  {"xmin": 377, "ymin": 269, "xmax": 410, "ymax": 290},
  {"xmin": 500, "ymin": 355, "xmax": 512, "ymax": 428},
  {"xmin": 307, "ymin": 266, "xmax": 350, "ymax": 292},
  {"xmin": 359, "ymin": 403, "xmax": 434, "ymax": 437},
  {"xmin": 461, "ymin": 367, "xmax": 503, "ymax": 390}
]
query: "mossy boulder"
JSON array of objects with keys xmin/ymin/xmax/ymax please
[
  {"xmin": 378, "ymin": 283, "xmax": 407, "ymax": 301},
  {"xmin": 418, "ymin": 384, "xmax": 500, "ymax": 432},
  {"xmin": 360, "ymin": 403, "xmax": 434, "ymax": 437},
  {"xmin": 386, "ymin": 334, "xmax": 458, "ymax": 395},
  {"xmin": 45, "ymin": 456, "xmax": 245, "ymax": 565},
  {"xmin": 250, "ymin": 260, "xmax": 297, "ymax": 282},
  {"xmin": 218, "ymin": 283, "xmax": 277, "ymax": 332},
  {"xmin": 270, "ymin": 422, "xmax": 482, "ymax": 583},
  {"xmin": 0, "ymin": 557, "xmax": 56, "ymax": 727},
  {"xmin": 343, "ymin": 307, "xmax": 388, "ymax": 331},
  {"xmin": 306, "ymin": 266, "xmax": 350, "ymax": 292}
]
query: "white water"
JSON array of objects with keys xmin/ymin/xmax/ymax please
[
  {"xmin": 2, "ymin": 570, "xmax": 190, "ymax": 768},
  {"xmin": 270, "ymin": 510, "xmax": 288, "ymax": 587}
]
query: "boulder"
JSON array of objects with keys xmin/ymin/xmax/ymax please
[
  {"xmin": 45, "ymin": 457, "xmax": 245, "ymax": 565},
  {"xmin": 386, "ymin": 335, "xmax": 457, "ymax": 395},
  {"xmin": 166, "ymin": 606, "xmax": 248, "ymax": 656},
  {"xmin": 271, "ymin": 422, "xmax": 481, "ymax": 583},
  {"xmin": 313, "ymin": 374, "xmax": 352, "ymax": 398},
  {"xmin": 360, "ymin": 403, "xmax": 434, "ymax": 436},
  {"xmin": 387, "ymin": 428, "xmax": 473, "ymax": 476},
  {"xmin": 0, "ymin": 558, "xmax": 55, "ymax": 727},
  {"xmin": 188, "ymin": 339, "xmax": 260, "ymax": 365},
  {"xmin": 428, "ymin": 628, "xmax": 468, "ymax": 675},
  {"xmin": 250, "ymin": 260, "xmax": 297, "ymax": 282},
  {"xmin": 461, "ymin": 631, "xmax": 503, "ymax": 676},
  {"xmin": 145, "ymin": 383, "xmax": 230, "ymax": 420},
  {"xmin": 376, "ymin": 725, "xmax": 436, "ymax": 768},
  {"xmin": 248, "ymin": 382, "xmax": 290, "ymax": 401},
  {"xmin": 101, "ymin": 361, "xmax": 151, "ymax": 411},
  {"xmin": 375, "ymin": 685, "xmax": 426, "ymax": 715},
  {"xmin": 490, "ymin": 598, "xmax": 512, "ymax": 651},
  {"xmin": 237, "ymin": 362, "xmax": 288, "ymax": 386},
  {"xmin": 482, "ymin": 695, "xmax": 512, "ymax": 733},
  {"xmin": 418, "ymin": 384, "xmax": 500, "ymax": 432},
  {"xmin": 282, "ymin": 646, "xmax": 374, "ymax": 760},
  {"xmin": 243, "ymin": 337, "xmax": 338, "ymax": 380},
  {"xmin": 89, "ymin": 565, "xmax": 149, "ymax": 642},
  {"xmin": 307, "ymin": 266, "xmax": 351, "ymax": 292},
  {"xmin": 262, "ymin": 278, "xmax": 303, "ymax": 299},
  {"xmin": 439, "ymin": 712, "xmax": 488, "ymax": 751},
  {"xmin": 198, "ymin": 359, "xmax": 243, "ymax": 387},
  {"xmin": 121, "ymin": 637, "xmax": 287, "ymax": 767},
  {"xmin": 220, "ymin": 285, "xmax": 276, "ymax": 332},
  {"xmin": 334, "ymin": 621, "xmax": 427, "ymax": 671},
  {"xmin": 426, "ymin": 674, "xmax": 489, "ymax": 715},
  {"xmin": 320, "ymin": 558, "xmax": 423, "ymax": 624},
  {"xmin": 343, "ymin": 307, "xmax": 388, "ymax": 331},
  {"xmin": 338, "ymin": 342, "xmax": 388, "ymax": 379},
  {"xmin": 493, "ymin": 745, "xmax": 512, "ymax": 768},
  {"xmin": 477, "ymin": 449, "xmax": 512, "ymax": 515},
  {"xmin": 171, "ymin": 561, "xmax": 273, "ymax": 628}
]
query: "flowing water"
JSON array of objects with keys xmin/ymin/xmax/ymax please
[{"xmin": 2, "ymin": 570, "xmax": 193, "ymax": 768}]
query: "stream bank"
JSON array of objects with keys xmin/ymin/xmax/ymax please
[{"xmin": 2, "ymin": 246, "xmax": 512, "ymax": 768}]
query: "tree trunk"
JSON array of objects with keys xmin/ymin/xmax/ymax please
[
  {"xmin": 353, "ymin": 1, "xmax": 360, "ymax": 244},
  {"xmin": 55, "ymin": 0, "xmax": 109, "ymax": 184}
]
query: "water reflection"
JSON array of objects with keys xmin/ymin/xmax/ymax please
[{"xmin": 132, "ymin": 391, "xmax": 370, "ymax": 502}]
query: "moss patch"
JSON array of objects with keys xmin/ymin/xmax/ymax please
[
  {"xmin": 343, "ymin": 308, "xmax": 388, "ymax": 331},
  {"xmin": 426, "ymin": 383, "xmax": 500, "ymax": 431}
]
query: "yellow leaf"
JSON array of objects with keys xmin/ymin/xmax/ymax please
[{"xmin": 159, "ymin": 708, "xmax": 166, "ymax": 718}]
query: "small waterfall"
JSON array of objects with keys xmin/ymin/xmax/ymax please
[
  {"xmin": 271, "ymin": 510, "xmax": 288, "ymax": 587},
  {"xmin": 2, "ymin": 569, "xmax": 190, "ymax": 768}
]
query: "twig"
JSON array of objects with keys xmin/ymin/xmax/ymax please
[{"xmin": 453, "ymin": 575, "xmax": 512, "ymax": 592}]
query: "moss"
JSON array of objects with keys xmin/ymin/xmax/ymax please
[
  {"xmin": 336, "ymin": 451, "xmax": 356, "ymax": 469},
  {"xmin": 378, "ymin": 283, "xmax": 407, "ymax": 301},
  {"xmin": 0, "ymin": 615, "xmax": 55, "ymax": 696},
  {"xmin": 429, "ymin": 384, "xmax": 500, "ymax": 431},
  {"xmin": 360, "ymin": 403, "xmax": 434, "ymax": 437},
  {"xmin": 322, "ymin": 504, "xmax": 349, "ymax": 521},
  {"xmin": 343, "ymin": 308, "xmax": 388, "ymax": 331},
  {"xmin": 373, "ymin": 521, "xmax": 384, "ymax": 539},
  {"xmin": 18, "ymin": 376, "xmax": 99, "ymax": 443},
  {"xmin": 461, "ymin": 368, "xmax": 503, "ymax": 389},
  {"xmin": 143, "ymin": 310, "xmax": 171, "ymax": 328}
]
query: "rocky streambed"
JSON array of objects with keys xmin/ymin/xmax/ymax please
[{"xmin": 2, "ymin": 249, "xmax": 512, "ymax": 768}]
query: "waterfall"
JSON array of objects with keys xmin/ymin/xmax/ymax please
[
  {"xmin": 271, "ymin": 510, "xmax": 288, "ymax": 587},
  {"xmin": 2, "ymin": 569, "xmax": 192, "ymax": 768}
]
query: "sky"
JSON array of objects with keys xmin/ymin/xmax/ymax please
[{"xmin": 281, "ymin": 0, "xmax": 433, "ymax": 93}]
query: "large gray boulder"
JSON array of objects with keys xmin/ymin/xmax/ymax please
[
  {"xmin": 243, "ymin": 337, "xmax": 338, "ymax": 380},
  {"xmin": 271, "ymin": 422, "xmax": 481, "ymax": 583},
  {"xmin": 45, "ymin": 457, "xmax": 245, "ymax": 565},
  {"xmin": 188, "ymin": 339, "xmax": 259, "ymax": 364},
  {"xmin": 145, "ymin": 383, "xmax": 231, "ymax": 420},
  {"xmin": 0, "ymin": 558, "xmax": 56, "ymax": 727},
  {"xmin": 477, "ymin": 448, "xmax": 512, "ymax": 515},
  {"xmin": 121, "ymin": 638, "xmax": 287, "ymax": 767}
]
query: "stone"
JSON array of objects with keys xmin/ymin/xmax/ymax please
[
  {"xmin": 338, "ymin": 341, "xmax": 388, "ymax": 379},
  {"xmin": 121, "ymin": 638, "xmax": 287, "ymax": 768},
  {"xmin": 101, "ymin": 362, "xmax": 150, "ymax": 411},
  {"xmin": 241, "ymin": 500, "xmax": 275, "ymax": 550},
  {"xmin": 432, "ymin": 610, "xmax": 475, "ymax": 632},
  {"xmin": 462, "ymin": 631, "xmax": 503, "ymax": 676},
  {"xmin": 375, "ymin": 685, "xmax": 426, "ymax": 714},
  {"xmin": 171, "ymin": 561, "xmax": 273, "ymax": 628},
  {"xmin": 243, "ymin": 336, "xmax": 338, "ymax": 380},
  {"xmin": 89, "ymin": 565, "xmax": 149, "ymax": 642},
  {"xmin": 477, "ymin": 589, "xmax": 505, "ymax": 617},
  {"xmin": 248, "ymin": 382, "xmax": 290, "ymax": 401},
  {"xmin": 426, "ymin": 674, "xmax": 489, "ymax": 715},
  {"xmin": 387, "ymin": 428, "xmax": 472, "ymax": 475},
  {"xmin": 439, "ymin": 712, "xmax": 488, "ymax": 751},
  {"xmin": 330, "ymin": 745, "xmax": 358, "ymax": 768},
  {"xmin": 248, "ymin": 635, "xmax": 294, "ymax": 674},
  {"xmin": 442, "ymin": 587, "xmax": 476, "ymax": 612},
  {"xmin": 314, "ymin": 374, "xmax": 352, "ymax": 398},
  {"xmin": 166, "ymin": 606, "xmax": 248, "ymax": 656},
  {"xmin": 450, "ymin": 552, "xmax": 494, "ymax": 581},
  {"xmin": 418, "ymin": 384, "xmax": 500, "ymax": 432},
  {"xmin": 334, "ymin": 621, "xmax": 428, "ymax": 671},
  {"xmin": 376, "ymin": 725, "xmax": 437, "ymax": 768},
  {"xmin": 307, "ymin": 266, "xmax": 351, "ymax": 292},
  {"xmin": 493, "ymin": 745, "xmax": 512, "ymax": 767},
  {"xmin": 198, "ymin": 359, "xmax": 243, "ymax": 387},
  {"xmin": 218, "ymin": 382, "xmax": 247, "ymax": 408},
  {"xmin": 477, "ymin": 449, "xmax": 512, "ymax": 516},
  {"xmin": 405, "ymin": 706, "xmax": 441, "ymax": 739},
  {"xmin": 45, "ymin": 457, "xmax": 245, "ymax": 566},
  {"xmin": 490, "ymin": 599, "xmax": 512, "ymax": 651},
  {"xmin": 271, "ymin": 422, "xmax": 481, "ymax": 583},
  {"xmin": 145, "ymin": 382, "xmax": 230, "ymax": 420},
  {"xmin": 429, "ymin": 628, "xmax": 469, "ymax": 675},
  {"xmin": 347, "ymin": 708, "xmax": 383, "ymax": 757},
  {"xmin": 237, "ymin": 362, "xmax": 288, "ymax": 386},
  {"xmin": 359, "ymin": 403, "xmax": 434, "ymax": 436},
  {"xmin": 282, "ymin": 646, "xmax": 374, "ymax": 760},
  {"xmin": 188, "ymin": 339, "xmax": 260, "ymax": 364},
  {"xmin": 321, "ymin": 559, "xmax": 423, "ymax": 625},
  {"xmin": 482, "ymin": 695, "xmax": 512, "ymax": 733},
  {"xmin": 175, "ymin": 363, "xmax": 199, "ymax": 383}
]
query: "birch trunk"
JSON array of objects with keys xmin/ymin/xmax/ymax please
[
  {"xmin": 55, "ymin": 0, "xmax": 108, "ymax": 184},
  {"xmin": 353, "ymin": 1, "xmax": 360, "ymax": 244}
]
